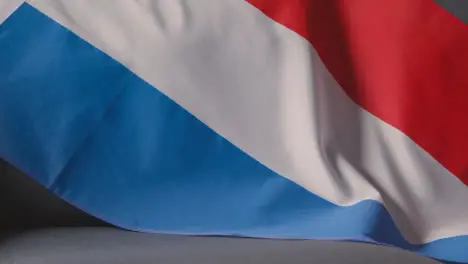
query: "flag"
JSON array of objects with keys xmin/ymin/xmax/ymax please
[{"xmin": 1, "ymin": 1, "xmax": 468, "ymax": 262}]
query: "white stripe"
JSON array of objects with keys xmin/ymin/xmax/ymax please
[
  {"xmin": 0, "ymin": 0, "xmax": 24, "ymax": 24},
  {"xmin": 30, "ymin": 0, "xmax": 468, "ymax": 244}
]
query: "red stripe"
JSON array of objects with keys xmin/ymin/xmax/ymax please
[{"xmin": 247, "ymin": 0, "xmax": 468, "ymax": 185}]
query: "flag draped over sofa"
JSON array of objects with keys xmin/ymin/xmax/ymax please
[{"xmin": 1, "ymin": 1, "xmax": 468, "ymax": 263}]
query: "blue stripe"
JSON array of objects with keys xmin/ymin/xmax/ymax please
[{"xmin": 0, "ymin": 4, "xmax": 467, "ymax": 263}]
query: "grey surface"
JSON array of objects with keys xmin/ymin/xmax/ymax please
[
  {"xmin": 0, "ymin": 153, "xmax": 441, "ymax": 264},
  {"xmin": 0, "ymin": 159, "xmax": 106, "ymax": 228},
  {"xmin": 435, "ymin": 0, "xmax": 468, "ymax": 24},
  {"xmin": 0, "ymin": 228, "xmax": 439, "ymax": 264}
]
